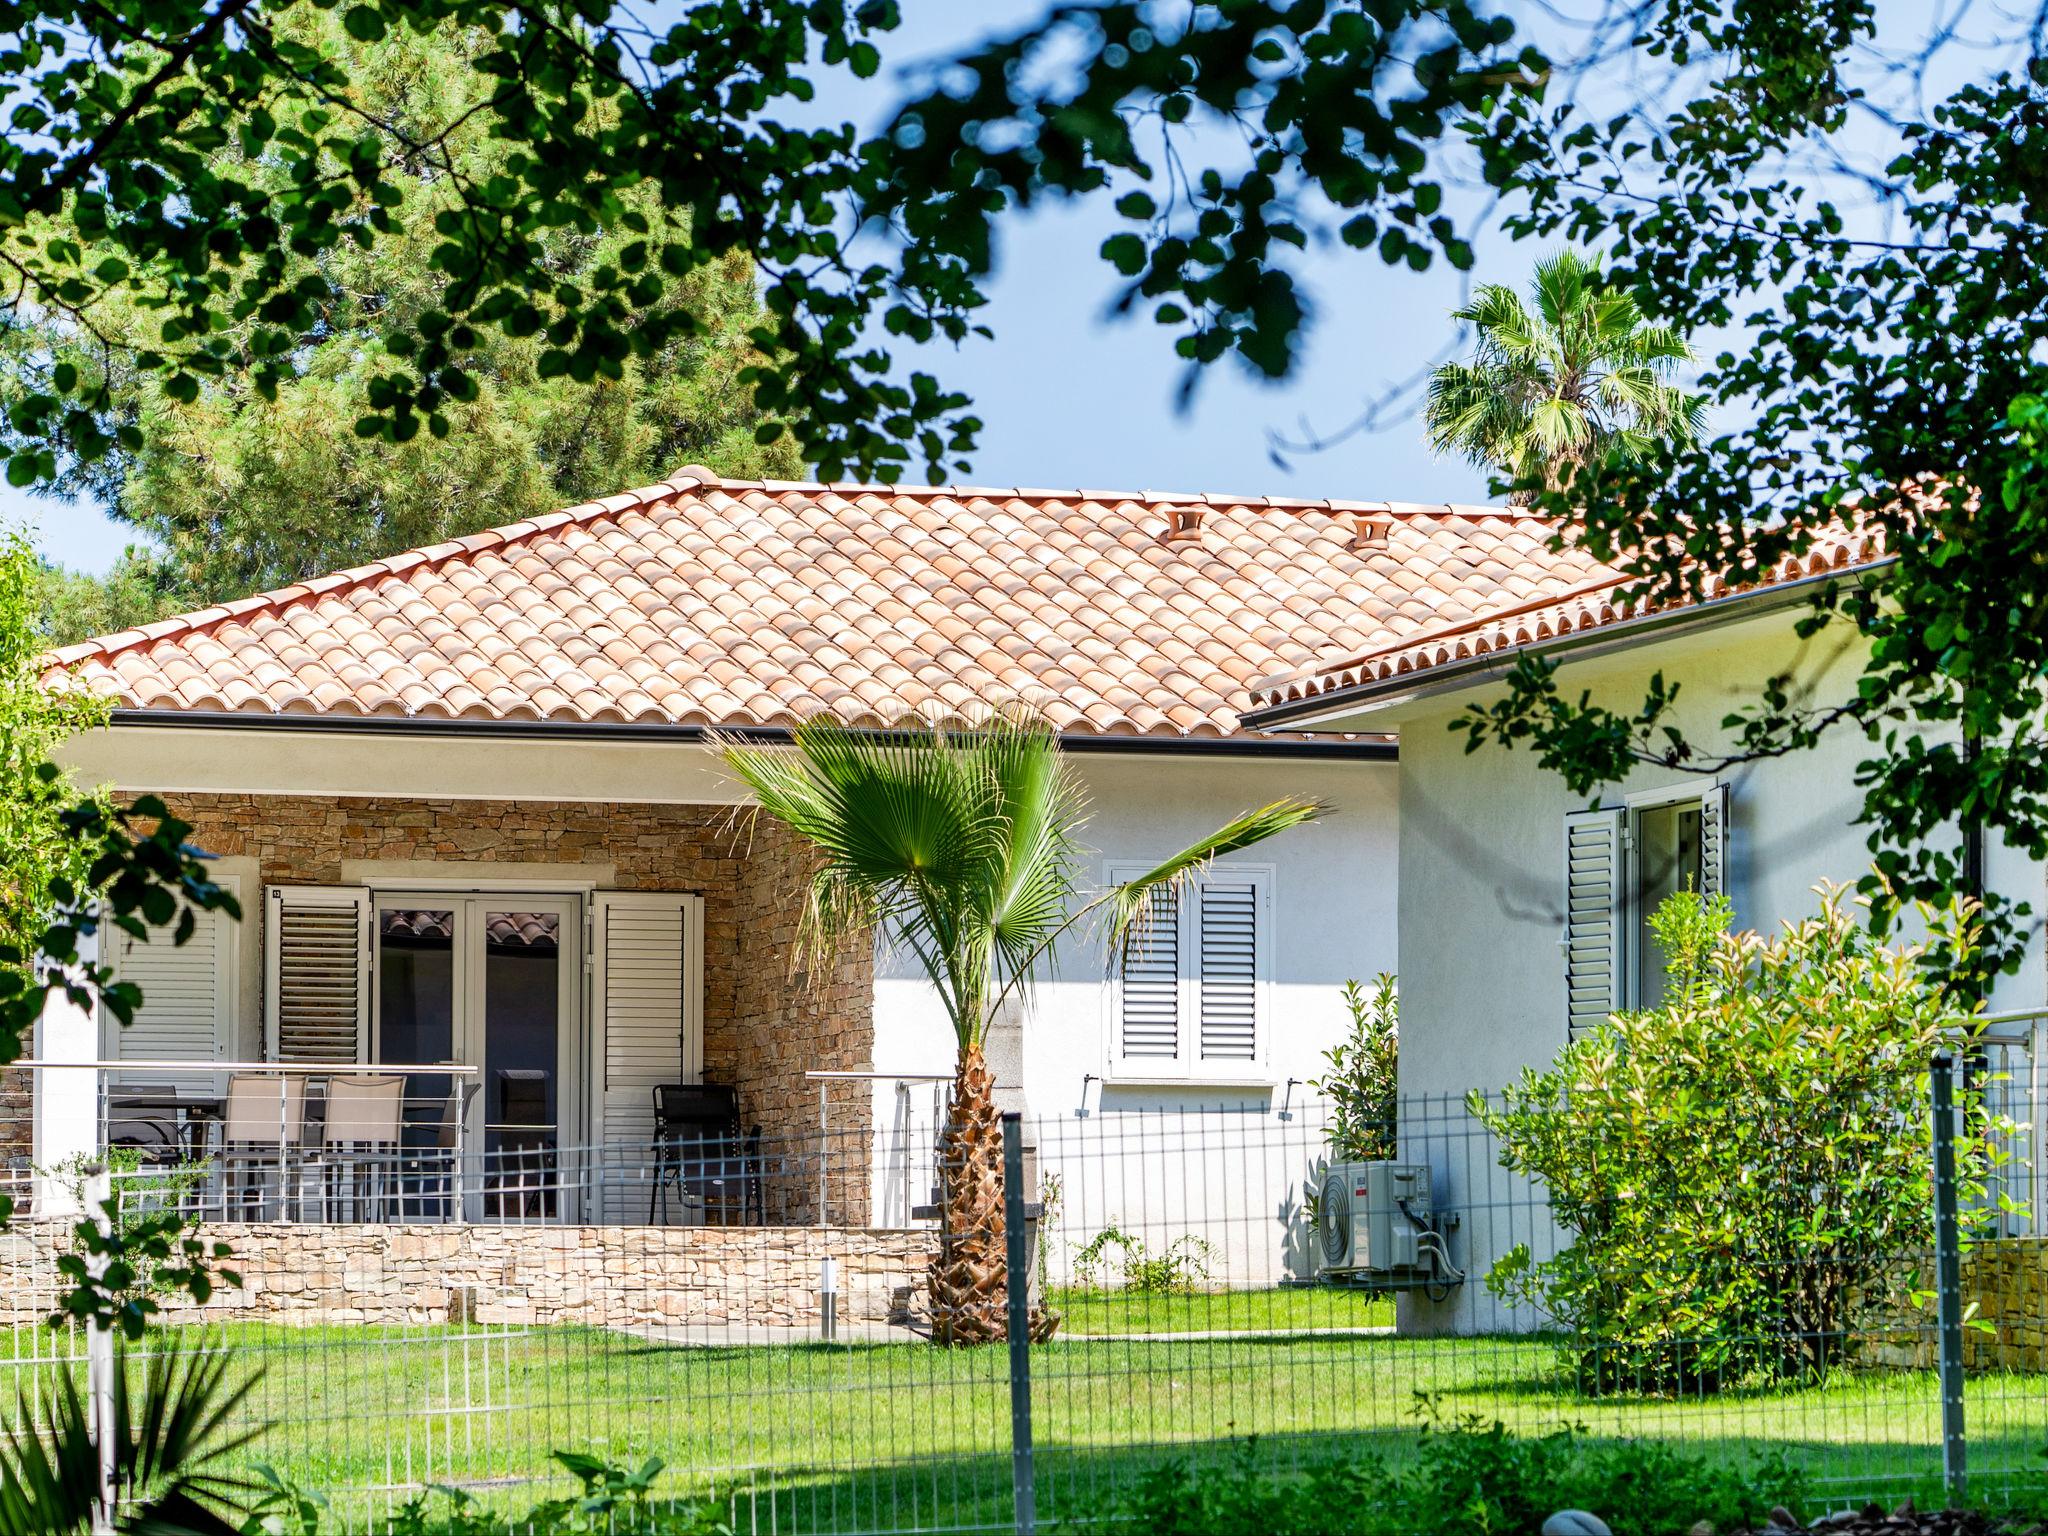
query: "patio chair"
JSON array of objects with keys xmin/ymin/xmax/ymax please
[
  {"xmin": 648, "ymin": 1084, "xmax": 750, "ymax": 1225},
  {"xmin": 316, "ymin": 1075, "xmax": 405, "ymax": 1221},
  {"xmin": 219, "ymin": 1074, "xmax": 308, "ymax": 1220},
  {"xmin": 104, "ymin": 1082, "xmax": 182, "ymax": 1164}
]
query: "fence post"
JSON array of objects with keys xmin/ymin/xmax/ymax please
[
  {"xmin": 1001, "ymin": 1112, "xmax": 1036, "ymax": 1536},
  {"xmin": 1931, "ymin": 1053, "xmax": 1968, "ymax": 1505},
  {"xmin": 84, "ymin": 1165, "xmax": 115, "ymax": 1533}
]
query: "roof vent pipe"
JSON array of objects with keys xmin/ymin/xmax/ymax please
[{"xmin": 1162, "ymin": 506, "xmax": 1205, "ymax": 544}]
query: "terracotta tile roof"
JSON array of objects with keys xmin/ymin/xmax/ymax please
[
  {"xmin": 1249, "ymin": 521, "xmax": 1888, "ymax": 716},
  {"xmin": 47, "ymin": 467, "xmax": 1615, "ymax": 740}
]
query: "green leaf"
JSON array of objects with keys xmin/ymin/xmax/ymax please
[{"xmin": 343, "ymin": 5, "xmax": 387, "ymax": 42}]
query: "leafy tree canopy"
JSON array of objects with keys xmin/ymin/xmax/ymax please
[
  {"xmin": 0, "ymin": 0, "xmax": 1537, "ymax": 505},
  {"xmin": 1450, "ymin": 8, "xmax": 2048, "ymax": 989},
  {"xmin": 21, "ymin": 13, "xmax": 803, "ymax": 639}
]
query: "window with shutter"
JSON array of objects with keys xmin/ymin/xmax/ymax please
[
  {"xmin": 102, "ymin": 873, "xmax": 242, "ymax": 1085},
  {"xmin": 264, "ymin": 886, "xmax": 371, "ymax": 1064},
  {"xmin": 590, "ymin": 892, "xmax": 703, "ymax": 1219},
  {"xmin": 1106, "ymin": 864, "xmax": 1272, "ymax": 1079},
  {"xmin": 1566, "ymin": 782, "xmax": 1732, "ymax": 1036}
]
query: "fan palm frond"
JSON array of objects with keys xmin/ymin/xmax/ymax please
[
  {"xmin": 1425, "ymin": 248, "xmax": 1703, "ymax": 496},
  {"xmin": 0, "ymin": 1335, "xmax": 259, "ymax": 1536}
]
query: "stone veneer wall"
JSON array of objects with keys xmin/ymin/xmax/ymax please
[
  {"xmin": 0, "ymin": 1219, "xmax": 933, "ymax": 1330},
  {"xmin": 162, "ymin": 794, "xmax": 875, "ymax": 1221},
  {"xmin": 1860, "ymin": 1237, "xmax": 2048, "ymax": 1371}
]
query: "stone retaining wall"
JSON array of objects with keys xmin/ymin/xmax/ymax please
[{"xmin": 0, "ymin": 1221, "xmax": 936, "ymax": 1332}]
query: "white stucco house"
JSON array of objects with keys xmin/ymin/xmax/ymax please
[
  {"xmin": 1248, "ymin": 523, "xmax": 2048, "ymax": 1325},
  {"xmin": 37, "ymin": 465, "xmax": 1617, "ymax": 1281}
]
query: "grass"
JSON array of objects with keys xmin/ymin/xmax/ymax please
[
  {"xmin": 1046, "ymin": 1284, "xmax": 1394, "ymax": 1335},
  {"xmin": 49, "ymin": 1319, "xmax": 2047, "ymax": 1534}
]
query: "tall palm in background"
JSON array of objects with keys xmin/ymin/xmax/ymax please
[
  {"xmin": 723, "ymin": 712, "xmax": 1321, "ymax": 1345},
  {"xmin": 1424, "ymin": 250, "xmax": 1703, "ymax": 504}
]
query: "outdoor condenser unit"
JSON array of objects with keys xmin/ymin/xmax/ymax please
[{"xmin": 1317, "ymin": 1161, "xmax": 1435, "ymax": 1276}]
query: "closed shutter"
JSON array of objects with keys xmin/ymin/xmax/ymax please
[
  {"xmin": 1119, "ymin": 886, "xmax": 1181, "ymax": 1061},
  {"xmin": 1698, "ymin": 781, "xmax": 1730, "ymax": 902},
  {"xmin": 102, "ymin": 874, "xmax": 242, "ymax": 1087},
  {"xmin": 591, "ymin": 892, "xmax": 703, "ymax": 1219},
  {"xmin": 263, "ymin": 886, "xmax": 370, "ymax": 1064},
  {"xmin": 1563, "ymin": 808, "xmax": 1626, "ymax": 1042},
  {"xmin": 1195, "ymin": 878, "xmax": 1260, "ymax": 1062},
  {"xmin": 1109, "ymin": 864, "xmax": 1272, "ymax": 1078}
]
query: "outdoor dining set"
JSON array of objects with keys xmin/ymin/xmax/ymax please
[{"xmin": 99, "ymin": 1075, "xmax": 798, "ymax": 1226}]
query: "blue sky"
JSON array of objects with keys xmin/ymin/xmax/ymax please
[{"xmin": 12, "ymin": 0, "xmax": 1970, "ymax": 574}]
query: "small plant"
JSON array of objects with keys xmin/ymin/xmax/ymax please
[
  {"xmin": 1034, "ymin": 1171, "xmax": 1063, "ymax": 1296},
  {"xmin": 1313, "ymin": 973, "xmax": 1397, "ymax": 1162},
  {"xmin": 531, "ymin": 1452, "xmax": 733, "ymax": 1536},
  {"xmin": 247, "ymin": 1463, "xmax": 331, "ymax": 1536},
  {"xmin": 1072, "ymin": 1227, "xmax": 1215, "ymax": 1294}
]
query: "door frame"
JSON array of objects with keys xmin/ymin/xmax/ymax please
[{"xmin": 367, "ymin": 887, "xmax": 588, "ymax": 1220}]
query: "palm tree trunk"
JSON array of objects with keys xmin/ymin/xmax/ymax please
[
  {"xmin": 928, "ymin": 1044, "xmax": 1008, "ymax": 1345},
  {"xmin": 927, "ymin": 1044, "xmax": 1058, "ymax": 1345}
]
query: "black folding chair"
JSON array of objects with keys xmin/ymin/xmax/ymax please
[{"xmin": 648, "ymin": 1084, "xmax": 753, "ymax": 1224}]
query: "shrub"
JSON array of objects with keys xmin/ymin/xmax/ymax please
[
  {"xmin": 1470, "ymin": 884, "xmax": 2006, "ymax": 1394},
  {"xmin": 1071, "ymin": 1227, "xmax": 1215, "ymax": 1293},
  {"xmin": 1312, "ymin": 973, "xmax": 1398, "ymax": 1162},
  {"xmin": 1098, "ymin": 1420, "xmax": 1807, "ymax": 1536}
]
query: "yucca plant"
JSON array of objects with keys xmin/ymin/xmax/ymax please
[
  {"xmin": 723, "ymin": 710, "xmax": 1322, "ymax": 1344},
  {"xmin": 0, "ymin": 1336, "xmax": 259, "ymax": 1535},
  {"xmin": 1424, "ymin": 249, "xmax": 1703, "ymax": 503}
]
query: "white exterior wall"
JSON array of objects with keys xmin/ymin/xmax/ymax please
[
  {"xmin": 866, "ymin": 752, "xmax": 1398, "ymax": 1287},
  {"xmin": 1374, "ymin": 607, "xmax": 2048, "ymax": 1331}
]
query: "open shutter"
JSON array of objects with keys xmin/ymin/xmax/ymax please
[
  {"xmin": 1118, "ymin": 885, "xmax": 1182, "ymax": 1065},
  {"xmin": 1564, "ymin": 808, "xmax": 1626, "ymax": 1042},
  {"xmin": 591, "ymin": 892, "xmax": 703, "ymax": 1216},
  {"xmin": 263, "ymin": 886, "xmax": 370, "ymax": 1064},
  {"xmin": 103, "ymin": 873, "xmax": 241, "ymax": 1090},
  {"xmin": 1697, "ymin": 781, "xmax": 1730, "ymax": 903},
  {"xmin": 1195, "ymin": 876, "xmax": 1262, "ymax": 1064}
]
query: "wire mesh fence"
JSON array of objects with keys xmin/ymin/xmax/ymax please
[{"xmin": 0, "ymin": 1060, "xmax": 2044, "ymax": 1532}]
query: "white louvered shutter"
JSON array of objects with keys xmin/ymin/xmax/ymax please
[
  {"xmin": 102, "ymin": 874, "xmax": 242, "ymax": 1086},
  {"xmin": 1697, "ymin": 781, "xmax": 1730, "ymax": 903},
  {"xmin": 1563, "ymin": 808, "xmax": 1626, "ymax": 1042},
  {"xmin": 263, "ymin": 886, "xmax": 370, "ymax": 1064},
  {"xmin": 591, "ymin": 892, "xmax": 703, "ymax": 1219},
  {"xmin": 1118, "ymin": 885, "xmax": 1181, "ymax": 1064},
  {"xmin": 1195, "ymin": 876, "xmax": 1262, "ymax": 1064}
]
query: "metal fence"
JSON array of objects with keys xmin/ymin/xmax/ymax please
[{"xmin": 1, "ymin": 1059, "xmax": 2045, "ymax": 1533}]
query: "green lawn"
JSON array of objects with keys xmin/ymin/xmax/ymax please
[
  {"xmin": 1047, "ymin": 1284, "xmax": 1394, "ymax": 1335},
  {"xmin": 42, "ymin": 1321, "xmax": 2048, "ymax": 1534}
]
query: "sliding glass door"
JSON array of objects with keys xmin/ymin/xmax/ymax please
[{"xmin": 371, "ymin": 893, "xmax": 583, "ymax": 1220}]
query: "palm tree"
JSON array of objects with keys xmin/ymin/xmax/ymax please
[
  {"xmin": 722, "ymin": 711, "xmax": 1322, "ymax": 1345},
  {"xmin": 1424, "ymin": 250, "xmax": 1704, "ymax": 504}
]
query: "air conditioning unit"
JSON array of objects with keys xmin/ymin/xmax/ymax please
[{"xmin": 1318, "ymin": 1161, "xmax": 1434, "ymax": 1276}]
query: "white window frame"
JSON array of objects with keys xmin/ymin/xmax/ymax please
[
  {"xmin": 1619, "ymin": 777, "xmax": 1725, "ymax": 1012},
  {"xmin": 1102, "ymin": 860, "xmax": 1275, "ymax": 1084}
]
